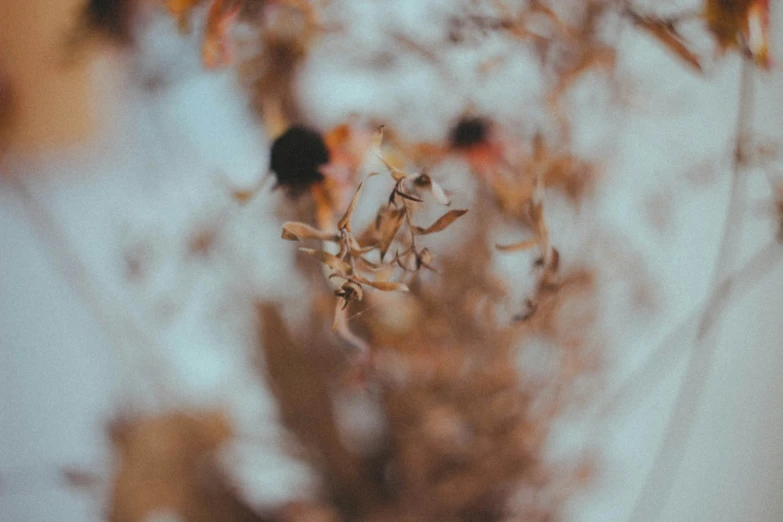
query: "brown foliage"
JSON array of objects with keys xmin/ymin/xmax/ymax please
[{"xmin": 108, "ymin": 411, "xmax": 266, "ymax": 522}]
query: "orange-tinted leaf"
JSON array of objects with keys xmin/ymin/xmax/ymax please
[
  {"xmin": 704, "ymin": 0, "xmax": 770, "ymax": 67},
  {"xmin": 166, "ymin": 0, "xmax": 201, "ymax": 31},
  {"xmin": 202, "ymin": 0, "xmax": 242, "ymax": 69},
  {"xmin": 746, "ymin": 0, "xmax": 771, "ymax": 68},
  {"xmin": 412, "ymin": 209, "xmax": 468, "ymax": 235}
]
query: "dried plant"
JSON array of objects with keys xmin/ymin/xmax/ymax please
[
  {"xmin": 281, "ymin": 126, "xmax": 468, "ymax": 347},
  {"xmin": 108, "ymin": 411, "xmax": 265, "ymax": 522},
  {"xmin": 5, "ymin": 2, "xmax": 781, "ymax": 522},
  {"xmin": 625, "ymin": 0, "xmax": 771, "ymax": 71}
]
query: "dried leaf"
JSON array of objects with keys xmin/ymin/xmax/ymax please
[
  {"xmin": 282, "ymin": 222, "xmax": 339, "ymax": 242},
  {"xmin": 355, "ymin": 255, "xmax": 384, "ymax": 271},
  {"xmin": 412, "ymin": 209, "xmax": 469, "ymax": 235},
  {"xmin": 338, "ymin": 173, "xmax": 378, "ymax": 231},
  {"xmin": 417, "ymin": 247, "xmax": 435, "ymax": 270},
  {"xmin": 337, "ymin": 281, "xmax": 364, "ymax": 302},
  {"xmin": 347, "ymin": 233, "xmax": 375, "ymax": 256},
  {"xmin": 202, "ymin": 0, "xmax": 242, "ymax": 69},
  {"xmin": 389, "ymin": 168, "xmax": 408, "ymax": 182},
  {"xmin": 166, "ymin": 0, "xmax": 201, "ymax": 31},
  {"xmin": 629, "ymin": 12, "xmax": 703, "ymax": 72},
  {"xmin": 354, "ymin": 275, "xmax": 410, "ymax": 292},
  {"xmin": 371, "ymin": 124, "xmax": 385, "ymax": 153},
  {"xmin": 332, "ymin": 299, "xmax": 345, "ymax": 332},
  {"xmin": 300, "ymin": 248, "xmax": 352, "ymax": 274},
  {"xmin": 496, "ymin": 238, "xmax": 538, "ymax": 252},
  {"xmin": 414, "ymin": 173, "xmax": 451, "ymax": 205},
  {"xmin": 429, "ymin": 178, "xmax": 451, "ymax": 206},
  {"xmin": 396, "ymin": 250, "xmax": 417, "ymax": 272},
  {"xmin": 378, "ymin": 207, "xmax": 406, "ymax": 259}
]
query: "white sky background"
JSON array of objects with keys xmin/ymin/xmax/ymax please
[{"xmin": 2, "ymin": 1, "xmax": 783, "ymax": 521}]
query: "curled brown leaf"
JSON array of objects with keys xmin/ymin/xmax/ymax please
[
  {"xmin": 412, "ymin": 209, "xmax": 469, "ymax": 235},
  {"xmin": 377, "ymin": 207, "xmax": 406, "ymax": 260},
  {"xmin": 353, "ymin": 274, "xmax": 410, "ymax": 292},
  {"xmin": 282, "ymin": 222, "xmax": 340, "ymax": 242},
  {"xmin": 299, "ymin": 248, "xmax": 352, "ymax": 274},
  {"xmin": 496, "ymin": 238, "xmax": 538, "ymax": 252}
]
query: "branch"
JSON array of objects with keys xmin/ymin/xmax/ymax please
[{"xmin": 625, "ymin": 57, "xmax": 756, "ymax": 522}]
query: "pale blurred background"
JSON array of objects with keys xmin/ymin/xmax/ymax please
[{"xmin": 2, "ymin": 1, "xmax": 783, "ymax": 521}]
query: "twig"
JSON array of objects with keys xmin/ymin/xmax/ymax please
[
  {"xmin": 7, "ymin": 173, "xmax": 176, "ymax": 409},
  {"xmin": 600, "ymin": 240, "xmax": 783, "ymax": 420},
  {"xmin": 625, "ymin": 57, "xmax": 755, "ymax": 522}
]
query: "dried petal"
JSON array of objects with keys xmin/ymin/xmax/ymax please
[{"xmin": 412, "ymin": 209, "xmax": 469, "ymax": 235}]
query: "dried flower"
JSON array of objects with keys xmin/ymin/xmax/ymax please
[
  {"xmin": 270, "ymin": 125, "xmax": 330, "ymax": 198},
  {"xmin": 78, "ymin": 0, "xmax": 140, "ymax": 45},
  {"xmin": 449, "ymin": 116, "xmax": 491, "ymax": 150}
]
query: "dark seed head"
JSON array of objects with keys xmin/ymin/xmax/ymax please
[
  {"xmin": 449, "ymin": 116, "xmax": 490, "ymax": 150},
  {"xmin": 270, "ymin": 125, "xmax": 330, "ymax": 198},
  {"xmin": 81, "ymin": 0, "xmax": 137, "ymax": 45}
]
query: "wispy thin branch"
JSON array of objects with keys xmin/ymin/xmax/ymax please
[
  {"xmin": 7, "ymin": 173, "xmax": 175, "ymax": 410},
  {"xmin": 626, "ymin": 57, "xmax": 757, "ymax": 522}
]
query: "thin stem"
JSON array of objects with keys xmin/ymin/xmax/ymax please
[
  {"xmin": 599, "ymin": 240, "xmax": 783, "ymax": 421},
  {"xmin": 625, "ymin": 58, "xmax": 755, "ymax": 522},
  {"xmin": 7, "ymin": 174, "xmax": 175, "ymax": 410}
]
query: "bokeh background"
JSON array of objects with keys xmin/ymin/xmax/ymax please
[{"xmin": 2, "ymin": 1, "xmax": 783, "ymax": 521}]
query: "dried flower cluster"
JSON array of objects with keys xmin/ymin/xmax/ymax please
[{"xmin": 281, "ymin": 126, "xmax": 468, "ymax": 344}]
